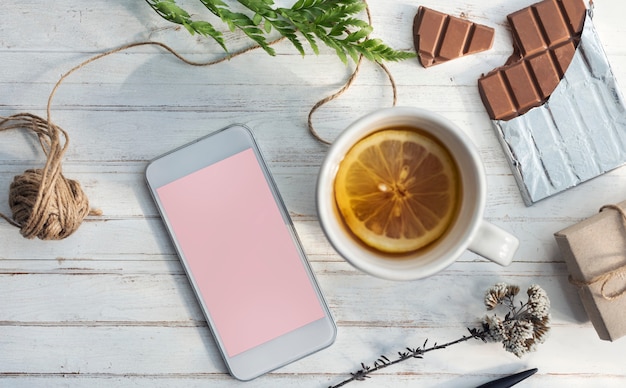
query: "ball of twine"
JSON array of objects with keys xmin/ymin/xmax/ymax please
[
  {"xmin": 0, "ymin": 113, "xmax": 100, "ymax": 240},
  {"xmin": 9, "ymin": 169, "xmax": 91, "ymax": 240}
]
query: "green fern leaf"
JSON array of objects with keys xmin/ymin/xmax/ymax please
[{"xmin": 145, "ymin": 0, "xmax": 415, "ymax": 63}]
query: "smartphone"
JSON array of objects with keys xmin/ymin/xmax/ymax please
[{"xmin": 145, "ymin": 124, "xmax": 336, "ymax": 380}]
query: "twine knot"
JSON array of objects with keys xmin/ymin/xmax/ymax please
[
  {"xmin": 568, "ymin": 204, "xmax": 626, "ymax": 301},
  {"xmin": 0, "ymin": 113, "xmax": 100, "ymax": 240},
  {"xmin": 569, "ymin": 265, "xmax": 626, "ymax": 301}
]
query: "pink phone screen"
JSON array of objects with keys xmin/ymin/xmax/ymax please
[{"xmin": 156, "ymin": 148, "xmax": 325, "ymax": 357}]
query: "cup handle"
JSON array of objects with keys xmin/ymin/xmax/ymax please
[{"xmin": 468, "ymin": 220, "xmax": 519, "ymax": 266}]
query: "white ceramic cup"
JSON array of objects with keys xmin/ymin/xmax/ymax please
[{"xmin": 316, "ymin": 107, "xmax": 519, "ymax": 281}]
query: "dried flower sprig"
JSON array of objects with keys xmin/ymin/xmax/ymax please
[
  {"xmin": 328, "ymin": 283, "xmax": 550, "ymax": 387},
  {"xmin": 482, "ymin": 283, "xmax": 551, "ymax": 357}
]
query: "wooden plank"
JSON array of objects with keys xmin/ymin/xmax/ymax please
[
  {"xmin": 0, "ymin": 325, "xmax": 624, "ymax": 380},
  {"xmin": 0, "ymin": 261, "xmax": 590, "ymax": 326}
]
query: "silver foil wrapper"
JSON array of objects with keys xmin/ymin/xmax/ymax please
[{"xmin": 492, "ymin": 11, "xmax": 626, "ymax": 206}]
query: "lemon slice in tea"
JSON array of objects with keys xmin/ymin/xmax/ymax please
[{"xmin": 334, "ymin": 129, "xmax": 460, "ymax": 253}]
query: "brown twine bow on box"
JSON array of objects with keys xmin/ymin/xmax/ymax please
[
  {"xmin": 0, "ymin": 0, "xmax": 397, "ymax": 240},
  {"xmin": 568, "ymin": 204, "xmax": 626, "ymax": 301}
]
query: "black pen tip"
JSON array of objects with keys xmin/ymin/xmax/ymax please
[{"xmin": 476, "ymin": 368, "xmax": 538, "ymax": 388}]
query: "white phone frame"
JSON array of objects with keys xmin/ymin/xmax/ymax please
[{"xmin": 145, "ymin": 124, "xmax": 336, "ymax": 380}]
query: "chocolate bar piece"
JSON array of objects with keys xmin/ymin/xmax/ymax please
[
  {"xmin": 478, "ymin": 0, "xmax": 586, "ymax": 120},
  {"xmin": 413, "ymin": 6, "xmax": 494, "ymax": 68},
  {"xmin": 489, "ymin": 9, "xmax": 626, "ymax": 206}
]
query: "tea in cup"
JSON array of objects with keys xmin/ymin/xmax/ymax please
[{"xmin": 316, "ymin": 107, "xmax": 518, "ymax": 280}]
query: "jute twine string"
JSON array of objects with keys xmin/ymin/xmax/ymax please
[
  {"xmin": 0, "ymin": 1, "xmax": 397, "ymax": 240},
  {"xmin": 568, "ymin": 204, "xmax": 626, "ymax": 301},
  {"xmin": 308, "ymin": 1, "xmax": 398, "ymax": 144},
  {"xmin": 0, "ymin": 39, "xmax": 283, "ymax": 240}
]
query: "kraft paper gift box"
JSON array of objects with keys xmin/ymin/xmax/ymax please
[{"xmin": 554, "ymin": 201, "xmax": 626, "ymax": 341}]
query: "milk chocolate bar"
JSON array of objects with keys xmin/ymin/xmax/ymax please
[
  {"xmin": 486, "ymin": 6, "xmax": 626, "ymax": 206},
  {"xmin": 478, "ymin": 0, "xmax": 586, "ymax": 120},
  {"xmin": 413, "ymin": 6, "xmax": 494, "ymax": 68}
]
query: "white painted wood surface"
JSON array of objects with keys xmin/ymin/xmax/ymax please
[{"xmin": 1, "ymin": 0, "xmax": 625, "ymax": 386}]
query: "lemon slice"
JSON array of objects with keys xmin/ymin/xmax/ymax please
[{"xmin": 334, "ymin": 129, "xmax": 460, "ymax": 253}]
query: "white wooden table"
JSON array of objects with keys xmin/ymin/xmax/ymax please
[{"xmin": 1, "ymin": 1, "xmax": 625, "ymax": 386}]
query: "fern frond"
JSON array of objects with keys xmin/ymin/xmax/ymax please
[
  {"xmin": 145, "ymin": 0, "xmax": 227, "ymax": 51},
  {"xmin": 145, "ymin": 0, "xmax": 416, "ymax": 63}
]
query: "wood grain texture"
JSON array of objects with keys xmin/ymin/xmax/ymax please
[{"xmin": 1, "ymin": 0, "xmax": 626, "ymax": 387}]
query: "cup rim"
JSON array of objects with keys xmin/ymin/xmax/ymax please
[{"xmin": 316, "ymin": 106, "xmax": 487, "ymax": 281}]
